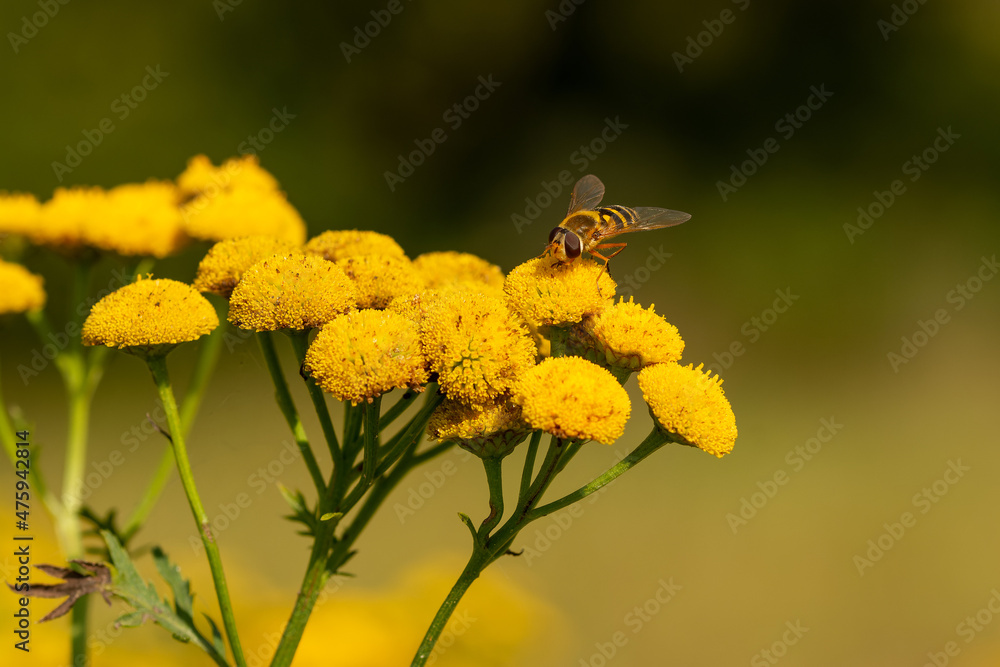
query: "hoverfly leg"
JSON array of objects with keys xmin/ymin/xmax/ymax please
[{"xmin": 589, "ymin": 243, "xmax": 628, "ymax": 282}]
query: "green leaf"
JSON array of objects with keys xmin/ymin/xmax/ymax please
[
  {"xmin": 277, "ymin": 483, "xmax": 319, "ymax": 537},
  {"xmin": 102, "ymin": 531, "xmax": 230, "ymax": 667}
]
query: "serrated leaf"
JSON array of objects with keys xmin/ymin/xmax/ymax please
[
  {"xmin": 115, "ymin": 610, "xmax": 149, "ymax": 628},
  {"xmin": 205, "ymin": 613, "xmax": 225, "ymax": 657},
  {"xmin": 101, "ymin": 531, "xmax": 229, "ymax": 667}
]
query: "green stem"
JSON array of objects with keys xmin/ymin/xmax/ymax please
[
  {"xmin": 377, "ymin": 389, "xmax": 419, "ymax": 433},
  {"xmin": 257, "ymin": 332, "xmax": 326, "ymax": 496},
  {"xmin": 122, "ymin": 324, "xmax": 226, "ymax": 540},
  {"xmin": 287, "ymin": 330, "xmax": 341, "ymax": 460},
  {"xmin": 360, "ymin": 396, "xmax": 381, "ymax": 489},
  {"xmin": 147, "ymin": 355, "xmax": 247, "ymax": 667},
  {"xmin": 374, "ymin": 389, "xmax": 444, "ymax": 477},
  {"xmin": 477, "ymin": 458, "xmax": 505, "ymax": 540},
  {"xmin": 517, "ymin": 431, "xmax": 541, "ymax": 504},
  {"xmin": 529, "ymin": 429, "xmax": 671, "ymax": 521},
  {"xmin": 342, "ymin": 403, "xmax": 363, "ymax": 462},
  {"xmin": 410, "ymin": 550, "xmax": 490, "ymax": 667}
]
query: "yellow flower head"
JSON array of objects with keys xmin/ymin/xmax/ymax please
[
  {"xmin": 176, "ymin": 154, "xmax": 279, "ymax": 197},
  {"xmin": 0, "ymin": 260, "xmax": 46, "ymax": 315},
  {"xmin": 583, "ymin": 297, "xmax": 685, "ymax": 370},
  {"xmin": 303, "ymin": 309, "xmax": 428, "ymax": 405},
  {"xmin": 513, "ymin": 356, "xmax": 630, "ymax": 445},
  {"xmin": 32, "ymin": 186, "xmax": 107, "ymax": 250},
  {"xmin": 637, "ymin": 362, "xmax": 737, "ymax": 458},
  {"xmin": 427, "ymin": 397, "xmax": 530, "ymax": 458},
  {"xmin": 0, "ymin": 192, "xmax": 41, "ymax": 237},
  {"xmin": 228, "ymin": 253, "xmax": 356, "ymax": 331},
  {"xmin": 385, "ymin": 289, "xmax": 441, "ymax": 324},
  {"xmin": 182, "ymin": 186, "xmax": 307, "ymax": 245},
  {"xmin": 82, "ymin": 276, "xmax": 218, "ymax": 355},
  {"xmin": 84, "ymin": 181, "xmax": 188, "ymax": 258},
  {"xmin": 193, "ymin": 236, "xmax": 300, "ymax": 298},
  {"xmin": 420, "ymin": 290, "xmax": 536, "ymax": 408},
  {"xmin": 335, "ymin": 254, "xmax": 425, "ymax": 309},
  {"xmin": 304, "ymin": 230, "xmax": 406, "ymax": 262},
  {"xmin": 504, "ymin": 257, "xmax": 616, "ymax": 327},
  {"xmin": 413, "ymin": 251, "xmax": 505, "ymax": 295}
]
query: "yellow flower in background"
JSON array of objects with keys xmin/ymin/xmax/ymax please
[
  {"xmin": 304, "ymin": 309, "xmax": 428, "ymax": 405},
  {"xmin": 514, "ymin": 356, "xmax": 630, "ymax": 444},
  {"xmin": 0, "ymin": 191, "xmax": 41, "ymax": 236},
  {"xmin": 176, "ymin": 154, "xmax": 279, "ymax": 197},
  {"xmin": 84, "ymin": 181, "xmax": 188, "ymax": 258},
  {"xmin": 427, "ymin": 397, "xmax": 529, "ymax": 459},
  {"xmin": 0, "ymin": 260, "xmax": 46, "ymax": 314},
  {"xmin": 583, "ymin": 297, "xmax": 685, "ymax": 370},
  {"xmin": 305, "ymin": 229, "xmax": 407, "ymax": 262},
  {"xmin": 182, "ymin": 186, "xmax": 307, "ymax": 245},
  {"xmin": 336, "ymin": 254, "xmax": 426, "ymax": 309},
  {"xmin": 503, "ymin": 256, "xmax": 616, "ymax": 327},
  {"xmin": 31, "ymin": 186, "xmax": 106, "ymax": 250},
  {"xmin": 420, "ymin": 290, "xmax": 536, "ymax": 408},
  {"xmin": 193, "ymin": 235, "xmax": 300, "ymax": 298},
  {"xmin": 414, "ymin": 251, "xmax": 505, "ymax": 295},
  {"xmin": 228, "ymin": 253, "xmax": 356, "ymax": 331},
  {"xmin": 637, "ymin": 362, "xmax": 737, "ymax": 458},
  {"xmin": 82, "ymin": 276, "xmax": 218, "ymax": 354}
]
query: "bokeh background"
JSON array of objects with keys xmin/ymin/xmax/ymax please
[{"xmin": 3, "ymin": 1, "xmax": 1000, "ymax": 665}]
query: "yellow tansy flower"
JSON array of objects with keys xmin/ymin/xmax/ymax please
[
  {"xmin": 0, "ymin": 260, "xmax": 46, "ymax": 315},
  {"xmin": 413, "ymin": 251, "xmax": 505, "ymax": 295},
  {"xmin": 583, "ymin": 297, "xmax": 685, "ymax": 370},
  {"xmin": 228, "ymin": 253, "xmax": 356, "ymax": 331},
  {"xmin": 304, "ymin": 230, "xmax": 406, "ymax": 262},
  {"xmin": 182, "ymin": 186, "xmax": 307, "ymax": 245},
  {"xmin": 82, "ymin": 276, "xmax": 218, "ymax": 355},
  {"xmin": 637, "ymin": 362, "xmax": 737, "ymax": 458},
  {"xmin": 420, "ymin": 290, "xmax": 536, "ymax": 408},
  {"xmin": 0, "ymin": 192, "xmax": 41, "ymax": 236},
  {"xmin": 336, "ymin": 254, "xmax": 425, "ymax": 309},
  {"xmin": 303, "ymin": 309, "xmax": 428, "ymax": 405},
  {"xmin": 513, "ymin": 356, "xmax": 630, "ymax": 445},
  {"xmin": 504, "ymin": 256, "xmax": 616, "ymax": 327},
  {"xmin": 427, "ymin": 397, "xmax": 530, "ymax": 458},
  {"xmin": 176, "ymin": 154, "xmax": 279, "ymax": 197},
  {"xmin": 32, "ymin": 186, "xmax": 107, "ymax": 250},
  {"xmin": 83, "ymin": 181, "xmax": 188, "ymax": 258},
  {"xmin": 193, "ymin": 236, "xmax": 300, "ymax": 298}
]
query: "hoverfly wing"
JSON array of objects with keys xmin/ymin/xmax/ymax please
[
  {"xmin": 627, "ymin": 206, "xmax": 691, "ymax": 231},
  {"xmin": 566, "ymin": 175, "xmax": 605, "ymax": 215}
]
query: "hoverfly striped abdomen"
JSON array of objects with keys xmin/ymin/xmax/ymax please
[{"xmin": 597, "ymin": 205, "xmax": 639, "ymax": 232}]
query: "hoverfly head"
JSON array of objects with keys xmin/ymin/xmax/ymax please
[{"xmin": 544, "ymin": 226, "xmax": 582, "ymax": 264}]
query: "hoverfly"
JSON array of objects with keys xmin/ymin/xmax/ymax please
[{"xmin": 542, "ymin": 175, "xmax": 691, "ymax": 272}]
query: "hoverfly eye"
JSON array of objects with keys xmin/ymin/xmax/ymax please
[
  {"xmin": 564, "ymin": 232, "xmax": 582, "ymax": 258},
  {"xmin": 548, "ymin": 227, "xmax": 562, "ymax": 244}
]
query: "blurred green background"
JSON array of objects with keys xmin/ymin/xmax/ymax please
[{"xmin": 3, "ymin": 0, "xmax": 1000, "ymax": 665}]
